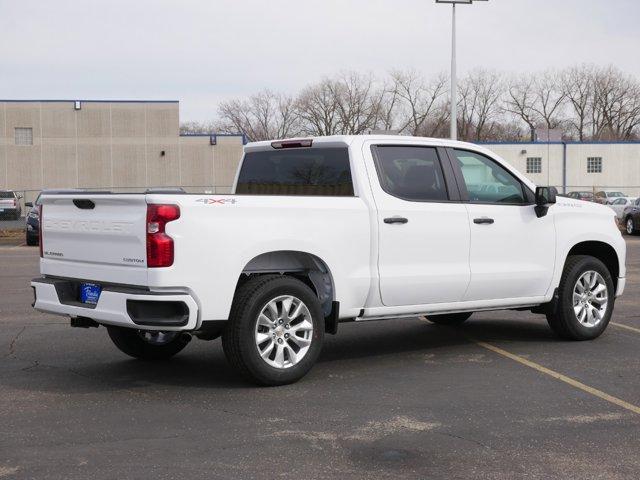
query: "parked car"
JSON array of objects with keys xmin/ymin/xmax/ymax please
[
  {"xmin": 24, "ymin": 194, "xmax": 42, "ymax": 246},
  {"xmin": 31, "ymin": 136, "xmax": 626, "ymax": 385},
  {"xmin": 608, "ymin": 197, "xmax": 636, "ymax": 220},
  {"xmin": 567, "ymin": 191, "xmax": 595, "ymax": 202},
  {"xmin": 0, "ymin": 190, "xmax": 22, "ymax": 220},
  {"xmin": 595, "ymin": 191, "xmax": 626, "ymax": 204},
  {"xmin": 622, "ymin": 197, "xmax": 640, "ymax": 235}
]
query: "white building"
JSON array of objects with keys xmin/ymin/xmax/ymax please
[{"xmin": 483, "ymin": 141, "xmax": 640, "ymax": 196}]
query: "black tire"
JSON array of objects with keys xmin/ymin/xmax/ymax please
[
  {"xmin": 625, "ymin": 216, "xmax": 637, "ymax": 235},
  {"xmin": 26, "ymin": 234, "xmax": 37, "ymax": 246},
  {"xmin": 107, "ymin": 326, "xmax": 191, "ymax": 360},
  {"xmin": 222, "ymin": 275, "xmax": 324, "ymax": 386},
  {"xmin": 546, "ymin": 255, "xmax": 614, "ymax": 341},
  {"xmin": 425, "ymin": 312, "xmax": 473, "ymax": 325}
]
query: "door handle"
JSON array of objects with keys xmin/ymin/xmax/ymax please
[
  {"xmin": 473, "ymin": 217, "xmax": 494, "ymax": 225},
  {"xmin": 384, "ymin": 216, "xmax": 408, "ymax": 224}
]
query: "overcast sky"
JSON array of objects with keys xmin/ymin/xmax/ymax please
[{"xmin": 1, "ymin": 0, "xmax": 639, "ymax": 122}]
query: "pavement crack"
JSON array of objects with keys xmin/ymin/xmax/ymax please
[
  {"xmin": 5, "ymin": 326, "xmax": 26, "ymax": 358},
  {"xmin": 435, "ymin": 431, "xmax": 493, "ymax": 450}
]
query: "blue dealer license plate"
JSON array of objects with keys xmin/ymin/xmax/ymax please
[{"xmin": 80, "ymin": 283, "xmax": 102, "ymax": 305}]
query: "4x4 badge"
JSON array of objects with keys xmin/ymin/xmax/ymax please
[{"xmin": 196, "ymin": 198, "xmax": 237, "ymax": 205}]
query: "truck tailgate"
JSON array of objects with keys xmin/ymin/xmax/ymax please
[{"xmin": 40, "ymin": 194, "xmax": 149, "ymax": 285}]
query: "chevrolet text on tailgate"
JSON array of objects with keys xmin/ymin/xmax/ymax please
[{"xmin": 31, "ymin": 135, "xmax": 626, "ymax": 385}]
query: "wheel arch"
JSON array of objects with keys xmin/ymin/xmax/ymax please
[
  {"xmin": 565, "ymin": 241, "xmax": 620, "ymax": 290},
  {"xmin": 238, "ymin": 250, "xmax": 335, "ymax": 317}
]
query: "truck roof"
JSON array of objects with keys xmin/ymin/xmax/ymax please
[{"xmin": 244, "ymin": 135, "xmax": 484, "ymax": 152}]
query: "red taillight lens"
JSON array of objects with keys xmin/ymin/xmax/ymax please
[
  {"xmin": 38, "ymin": 205, "xmax": 43, "ymax": 258},
  {"xmin": 146, "ymin": 204, "xmax": 180, "ymax": 268}
]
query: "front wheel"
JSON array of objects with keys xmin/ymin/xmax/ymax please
[
  {"xmin": 425, "ymin": 312, "xmax": 473, "ymax": 325},
  {"xmin": 546, "ymin": 255, "xmax": 614, "ymax": 340},
  {"xmin": 222, "ymin": 275, "xmax": 324, "ymax": 386},
  {"xmin": 107, "ymin": 326, "xmax": 191, "ymax": 360}
]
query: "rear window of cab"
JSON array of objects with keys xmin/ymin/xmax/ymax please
[{"xmin": 236, "ymin": 147, "xmax": 354, "ymax": 196}]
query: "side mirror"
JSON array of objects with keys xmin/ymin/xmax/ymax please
[
  {"xmin": 25, "ymin": 202, "xmax": 33, "ymax": 208},
  {"xmin": 535, "ymin": 186, "xmax": 557, "ymax": 218}
]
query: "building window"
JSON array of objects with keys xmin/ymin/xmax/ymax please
[
  {"xmin": 15, "ymin": 127, "xmax": 33, "ymax": 146},
  {"xmin": 587, "ymin": 157, "xmax": 602, "ymax": 173},
  {"xmin": 526, "ymin": 157, "xmax": 542, "ymax": 174}
]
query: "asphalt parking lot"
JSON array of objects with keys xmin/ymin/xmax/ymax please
[
  {"xmin": 0, "ymin": 218, "xmax": 24, "ymax": 230},
  {"xmin": 1, "ymin": 239, "xmax": 639, "ymax": 479}
]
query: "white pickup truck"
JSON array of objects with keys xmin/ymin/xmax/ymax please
[{"xmin": 32, "ymin": 135, "xmax": 626, "ymax": 385}]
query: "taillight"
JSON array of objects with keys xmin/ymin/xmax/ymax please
[
  {"xmin": 146, "ymin": 204, "xmax": 180, "ymax": 268},
  {"xmin": 38, "ymin": 205, "xmax": 43, "ymax": 258}
]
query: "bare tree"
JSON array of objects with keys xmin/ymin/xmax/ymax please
[
  {"xmin": 332, "ymin": 72, "xmax": 386, "ymax": 134},
  {"xmin": 295, "ymin": 79, "xmax": 342, "ymax": 136},
  {"xmin": 217, "ymin": 90, "xmax": 302, "ymax": 141},
  {"xmin": 561, "ymin": 65, "xmax": 595, "ymax": 141},
  {"xmin": 530, "ymin": 70, "xmax": 567, "ymax": 131},
  {"xmin": 457, "ymin": 69, "xmax": 504, "ymax": 141},
  {"xmin": 198, "ymin": 65, "xmax": 640, "ymax": 142},
  {"xmin": 388, "ymin": 70, "xmax": 449, "ymax": 135},
  {"xmin": 179, "ymin": 120, "xmax": 216, "ymax": 135},
  {"xmin": 504, "ymin": 75, "xmax": 539, "ymax": 141},
  {"xmin": 592, "ymin": 66, "xmax": 640, "ymax": 140}
]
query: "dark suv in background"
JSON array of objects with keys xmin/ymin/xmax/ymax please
[
  {"xmin": 24, "ymin": 194, "xmax": 41, "ymax": 246},
  {"xmin": 0, "ymin": 191, "xmax": 23, "ymax": 220}
]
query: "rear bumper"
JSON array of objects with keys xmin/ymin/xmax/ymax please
[{"xmin": 31, "ymin": 277, "xmax": 200, "ymax": 331}]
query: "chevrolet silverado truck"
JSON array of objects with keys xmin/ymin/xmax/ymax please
[{"xmin": 31, "ymin": 135, "xmax": 626, "ymax": 385}]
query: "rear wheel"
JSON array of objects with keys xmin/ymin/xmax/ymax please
[
  {"xmin": 222, "ymin": 275, "xmax": 324, "ymax": 386},
  {"xmin": 425, "ymin": 312, "xmax": 473, "ymax": 325},
  {"xmin": 625, "ymin": 217, "xmax": 637, "ymax": 235},
  {"xmin": 546, "ymin": 255, "xmax": 614, "ymax": 340},
  {"xmin": 26, "ymin": 234, "xmax": 37, "ymax": 246},
  {"xmin": 107, "ymin": 326, "xmax": 191, "ymax": 360}
]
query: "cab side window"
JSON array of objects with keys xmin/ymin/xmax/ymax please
[
  {"xmin": 452, "ymin": 149, "xmax": 526, "ymax": 204},
  {"xmin": 373, "ymin": 146, "xmax": 449, "ymax": 202}
]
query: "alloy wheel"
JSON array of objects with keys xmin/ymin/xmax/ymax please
[
  {"xmin": 572, "ymin": 270, "xmax": 609, "ymax": 328},
  {"xmin": 254, "ymin": 295, "xmax": 313, "ymax": 369}
]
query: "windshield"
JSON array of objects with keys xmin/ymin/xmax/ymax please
[
  {"xmin": 608, "ymin": 192, "xmax": 625, "ymax": 197},
  {"xmin": 0, "ymin": 192, "xmax": 14, "ymax": 199}
]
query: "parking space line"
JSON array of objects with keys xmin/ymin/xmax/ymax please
[
  {"xmin": 611, "ymin": 322, "xmax": 640, "ymax": 334},
  {"xmin": 469, "ymin": 338, "xmax": 640, "ymax": 415}
]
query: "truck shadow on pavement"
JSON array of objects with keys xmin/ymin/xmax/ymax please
[{"xmin": 4, "ymin": 316, "xmax": 565, "ymax": 392}]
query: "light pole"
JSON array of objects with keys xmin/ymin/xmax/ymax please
[{"xmin": 435, "ymin": 0, "xmax": 488, "ymax": 140}]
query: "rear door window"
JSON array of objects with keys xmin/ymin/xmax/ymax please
[
  {"xmin": 236, "ymin": 147, "xmax": 353, "ymax": 196},
  {"xmin": 372, "ymin": 146, "xmax": 449, "ymax": 202}
]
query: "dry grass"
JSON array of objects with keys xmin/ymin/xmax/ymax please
[{"xmin": 0, "ymin": 228, "xmax": 23, "ymax": 238}]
